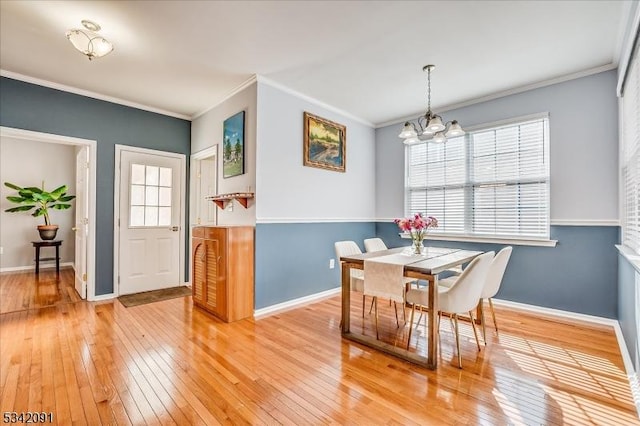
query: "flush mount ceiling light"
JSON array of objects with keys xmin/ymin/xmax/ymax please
[
  {"xmin": 66, "ymin": 20, "xmax": 113, "ymax": 60},
  {"xmin": 398, "ymin": 65, "xmax": 465, "ymax": 144}
]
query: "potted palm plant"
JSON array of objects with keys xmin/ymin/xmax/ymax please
[{"xmin": 3, "ymin": 181, "xmax": 76, "ymax": 240}]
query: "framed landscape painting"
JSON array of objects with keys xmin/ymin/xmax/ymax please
[
  {"xmin": 303, "ymin": 112, "xmax": 346, "ymax": 172},
  {"xmin": 223, "ymin": 111, "xmax": 245, "ymax": 178}
]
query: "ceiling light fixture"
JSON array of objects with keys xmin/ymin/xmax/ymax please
[
  {"xmin": 66, "ymin": 20, "xmax": 113, "ymax": 61},
  {"xmin": 399, "ymin": 65, "xmax": 465, "ymax": 144}
]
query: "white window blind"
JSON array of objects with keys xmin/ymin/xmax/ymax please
[
  {"xmin": 622, "ymin": 42, "xmax": 640, "ymax": 254},
  {"xmin": 406, "ymin": 115, "xmax": 550, "ymax": 240}
]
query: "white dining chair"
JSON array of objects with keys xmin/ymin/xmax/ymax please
[
  {"xmin": 406, "ymin": 251, "xmax": 495, "ymax": 368},
  {"xmin": 335, "ymin": 241, "xmax": 367, "ymax": 318},
  {"xmin": 363, "ymin": 237, "xmax": 387, "ymax": 253},
  {"xmin": 479, "ymin": 246, "xmax": 512, "ymax": 341},
  {"xmin": 439, "ymin": 246, "xmax": 512, "ymax": 344}
]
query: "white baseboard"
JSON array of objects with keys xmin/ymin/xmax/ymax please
[
  {"xmin": 492, "ymin": 298, "xmax": 617, "ymax": 326},
  {"xmin": 493, "ymin": 298, "xmax": 640, "ymax": 417},
  {"xmin": 613, "ymin": 321, "xmax": 640, "ymax": 416},
  {"xmin": 0, "ymin": 262, "xmax": 74, "ymax": 273},
  {"xmin": 254, "ymin": 287, "xmax": 341, "ymax": 319}
]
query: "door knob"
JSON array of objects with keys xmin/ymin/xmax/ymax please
[
  {"xmin": 171, "ymin": 226, "xmax": 179, "ymax": 231},
  {"xmin": 72, "ymin": 227, "xmax": 78, "ymax": 231}
]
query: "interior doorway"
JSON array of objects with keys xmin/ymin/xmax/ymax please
[
  {"xmin": 0, "ymin": 126, "xmax": 97, "ymax": 300},
  {"xmin": 189, "ymin": 146, "xmax": 218, "ymax": 285}
]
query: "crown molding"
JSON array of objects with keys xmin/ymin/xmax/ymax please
[
  {"xmin": 191, "ymin": 74, "xmax": 258, "ymax": 119},
  {"xmin": 376, "ymin": 63, "xmax": 618, "ymax": 129},
  {"xmin": 256, "ymin": 74, "xmax": 375, "ymax": 128},
  {"xmin": 0, "ymin": 69, "xmax": 191, "ymax": 121}
]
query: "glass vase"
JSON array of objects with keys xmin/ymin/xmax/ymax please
[{"xmin": 412, "ymin": 237, "xmax": 424, "ymax": 254}]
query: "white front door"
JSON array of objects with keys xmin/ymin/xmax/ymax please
[
  {"xmin": 118, "ymin": 149, "xmax": 182, "ymax": 295},
  {"xmin": 74, "ymin": 147, "xmax": 89, "ymax": 299}
]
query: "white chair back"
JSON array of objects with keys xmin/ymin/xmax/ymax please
[
  {"xmin": 364, "ymin": 238, "xmax": 387, "ymax": 253},
  {"xmin": 334, "ymin": 241, "xmax": 364, "ymax": 291},
  {"xmin": 443, "ymin": 251, "xmax": 494, "ymax": 314},
  {"xmin": 334, "ymin": 240, "xmax": 362, "ymax": 258},
  {"xmin": 481, "ymin": 246, "xmax": 512, "ymax": 299}
]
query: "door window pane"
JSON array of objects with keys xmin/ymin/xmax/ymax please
[
  {"xmin": 130, "ymin": 163, "xmax": 173, "ymax": 227},
  {"xmin": 159, "ymin": 187, "xmax": 171, "ymax": 206},
  {"xmin": 131, "ymin": 164, "xmax": 145, "ymax": 185},
  {"xmin": 145, "ymin": 206, "xmax": 158, "ymax": 226},
  {"xmin": 159, "ymin": 167, "xmax": 172, "ymax": 187},
  {"xmin": 145, "ymin": 186, "xmax": 159, "ymax": 206},
  {"xmin": 130, "ymin": 206, "xmax": 145, "ymax": 226},
  {"xmin": 131, "ymin": 185, "xmax": 145, "ymax": 205},
  {"xmin": 146, "ymin": 166, "xmax": 159, "ymax": 186},
  {"xmin": 158, "ymin": 207, "xmax": 171, "ymax": 226}
]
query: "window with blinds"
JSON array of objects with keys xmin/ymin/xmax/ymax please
[
  {"xmin": 622, "ymin": 42, "xmax": 640, "ymax": 254},
  {"xmin": 405, "ymin": 115, "xmax": 550, "ymax": 240}
]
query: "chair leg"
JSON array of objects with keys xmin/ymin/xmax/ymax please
[
  {"xmin": 394, "ymin": 302, "xmax": 400, "ymax": 327},
  {"xmin": 374, "ymin": 297, "xmax": 379, "ymax": 340},
  {"xmin": 453, "ymin": 314, "xmax": 462, "ymax": 369},
  {"xmin": 406, "ymin": 303, "xmax": 416, "ymax": 350},
  {"xmin": 369, "ymin": 297, "xmax": 375, "ymax": 315},
  {"xmin": 488, "ymin": 298, "xmax": 498, "ymax": 334},
  {"xmin": 362, "ymin": 294, "xmax": 366, "ymax": 318},
  {"xmin": 480, "ymin": 299, "xmax": 487, "ymax": 344},
  {"xmin": 469, "ymin": 310, "xmax": 481, "ymax": 352}
]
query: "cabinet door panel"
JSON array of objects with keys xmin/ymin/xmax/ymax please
[{"xmin": 192, "ymin": 239, "xmax": 206, "ymax": 305}]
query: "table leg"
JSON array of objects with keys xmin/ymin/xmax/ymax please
[
  {"xmin": 35, "ymin": 246, "xmax": 40, "ymax": 275},
  {"xmin": 55, "ymin": 244, "xmax": 60, "ymax": 274},
  {"xmin": 341, "ymin": 262, "xmax": 351, "ymax": 334},
  {"xmin": 427, "ymin": 274, "xmax": 438, "ymax": 369}
]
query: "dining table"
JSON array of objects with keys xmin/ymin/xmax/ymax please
[{"xmin": 340, "ymin": 246, "xmax": 483, "ymax": 369}]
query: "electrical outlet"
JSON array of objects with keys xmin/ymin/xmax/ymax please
[
  {"xmin": 329, "ymin": 258, "xmax": 335, "ymax": 269},
  {"xmin": 0, "ymin": 247, "xmax": 3, "ymax": 255},
  {"xmin": 226, "ymin": 201, "xmax": 233, "ymax": 212}
]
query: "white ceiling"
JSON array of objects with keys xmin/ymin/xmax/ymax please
[{"xmin": 0, "ymin": 1, "xmax": 631, "ymax": 125}]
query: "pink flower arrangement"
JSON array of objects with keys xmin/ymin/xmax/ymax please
[{"xmin": 394, "ymin": 213, "xmax": 438, "ymax": 252}]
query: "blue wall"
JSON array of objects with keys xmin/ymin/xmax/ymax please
[
  {"xmin": 0, "ymin": 77, "xmax": 191, "ymax": 295},
  {"xmin": 376, "ymin": 223, "xmax": 619, "ymax": 318},
  {"xmin": 255, "ymin": 222, "xmax": 375, "ymax": 309}
]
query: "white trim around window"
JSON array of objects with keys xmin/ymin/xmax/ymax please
[{"xmin": 404, "ymin": 113, "xmax": 550, "ymax": 242}]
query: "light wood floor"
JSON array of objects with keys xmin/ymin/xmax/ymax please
[{"xmin": 1, "ymin": 271, "xmax": 638, "ymax": 425}]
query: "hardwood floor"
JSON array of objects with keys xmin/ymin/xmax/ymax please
[
  {"xmin": 0, "ymin": 268, "xmax": 79, "ymax": 314},
  {"xmin": 0, "ymin": 271, "xmax": 637, "ymax": 425}
]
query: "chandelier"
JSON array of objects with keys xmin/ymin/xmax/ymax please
[
  {"xmin": 66, "ymin": 20, "xmax": 114, "ymax": 61},
  {"xmin": 398, "ymin": 65, "xmax": 465, "ymax": 144}
]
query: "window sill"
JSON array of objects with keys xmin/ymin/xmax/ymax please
[
  {"xmin": 399, "ymin": 233, "xmax": 558, "ymax": 247},
  {"xmin": 616, "ymin": 245, "xmax": 640, "ymax": 274}
]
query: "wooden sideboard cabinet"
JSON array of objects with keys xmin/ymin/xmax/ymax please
[{"xmin": 192, "ymin": 226, "xmax": 254, "ymax": 322}]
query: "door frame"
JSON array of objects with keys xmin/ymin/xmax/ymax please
[
  {"xmin": 113, "ymin": 144, "xmax": 187, "ymax": 296},
  {"xmin": 189, "ymin": 145, "xmax": 218, "ymax": 285},
  {"xmin": 0, "ymin": 126, "xmax": 97, "ymax": 300}
]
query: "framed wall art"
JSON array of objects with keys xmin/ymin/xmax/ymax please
[
  {"xmin": 303, "ymin": 112, "xmax": 346, "ymax": 173},
  {"xmin": 223, "ymin": 111, "xmax": 245, "ymax": 178}
]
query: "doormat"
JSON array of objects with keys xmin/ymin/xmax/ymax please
[{"xmin": 118, "ymin": 286, "xmax": 191, "ymax": 307}]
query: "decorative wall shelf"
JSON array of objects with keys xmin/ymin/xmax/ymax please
[{"xmin": 207, "ymin": 192, "xmax": 254, "ymax": 209}]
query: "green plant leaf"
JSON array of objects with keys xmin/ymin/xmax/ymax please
[
  {"xmin": 31, "ymin": 192, "xmax": 45, "ymax": 202},
  {"xmin": 50, "ymin": 185, "xmax": 67, "ymax": 200},
  {"xmin": 32, "ymin": 208, "xmax": 46, "ymax": 217},
  {"xmin": 58, "ymin": 195, "xmax": 76, "ymax": 202},
  {"xmin": 4, "ymin": 182, "xmax": 23, "ymax": 191},
  {"xmin": 18, "ymin": 189, "xmax": 34, "ymax": 198},
  {"xmin": 51, "ymin": 204, "xmax": 72, "ymax": 210},
  {"xmin": 6, "ymin": 196, "xmax": 29, "ymax": 203},
  {"xmin": 24, "ymin": 187, "xmax": 43, "ymax": 194},
  {"xmin": 5, "ymin": 205, "xmax": 35, "ymax": 213}
]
